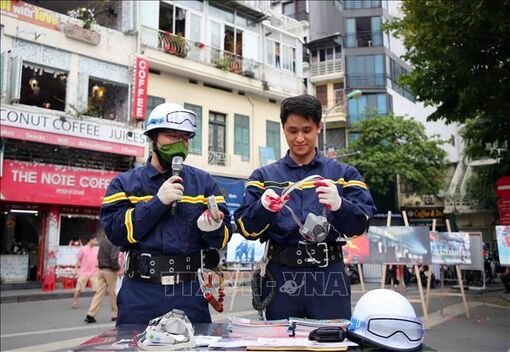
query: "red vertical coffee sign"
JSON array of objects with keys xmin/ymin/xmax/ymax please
[{"xmin": 133, "ymin": 56, "xmax": 149, "ymax": 120}]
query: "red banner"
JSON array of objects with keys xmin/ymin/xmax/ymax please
[
  {"xmin": 0, "ymin": 160, "xmax": 118, "ymax": 207},
  {"xmin": 498, "ymin": 198, "xmax": 510, "ymax": 225},
  {"xmin": 133, "ymin": 57, "xmax": 149, "ymax": 120},
  {"xmin": 496, "ymin": 176, "xmax": 510, "ymax": 198}
]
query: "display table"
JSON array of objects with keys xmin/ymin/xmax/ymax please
[{"xmin": 72, "ymin": 323, "xmax": 437, "ymax": 351}]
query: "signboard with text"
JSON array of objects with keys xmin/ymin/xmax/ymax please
[
  {"xmin": 0, "ymin": 0, "xmax": 60, "ymax": 31},
  {"xmin": 0, "ymin": 105, "xmax": 146, "ymax": 156},
  {"xmin": 0, "ymin": 160, "xmax": 118, "ymax": 207},
  {"xmin": 132, "ymin": 57, "xmax": 149, "ymax": 120}
]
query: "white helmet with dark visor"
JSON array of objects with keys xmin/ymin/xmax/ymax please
[
  {"xmin": 144, "ymin": 103, "xmax": 197, "ymax": 138},
  {"xmin": 348, "ymin": 289, "xmax": 425, "ymax": 351}
]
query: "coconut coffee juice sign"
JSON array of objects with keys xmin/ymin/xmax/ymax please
[{"xmin": 0, "ymin": 105, "xmax": 146, "ymax": 156}]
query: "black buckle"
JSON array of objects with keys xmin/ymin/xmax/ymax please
[
  {"xmin": 140, "ymin": 253, "xmax": 152, "ymax": 279},
  {"xmin": 296, "ymin": 242, "xmax": 329, "ymax": 267},
  {"xmin": 318, "ymin": 242, "xmax": 329, "ymax": 268}
]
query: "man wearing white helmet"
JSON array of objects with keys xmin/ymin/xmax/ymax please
[{"xmin": 100, "ymin": 103, "xmax": 232, "ymax": 326}]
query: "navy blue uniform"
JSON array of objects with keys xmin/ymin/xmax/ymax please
[
  {"xmin": 100, "ymin": 161, "xmax": 232, "ymax": 325},
  {"xmin": 234, "ymin": 150, "xmax": 375, "ymax": 319}
]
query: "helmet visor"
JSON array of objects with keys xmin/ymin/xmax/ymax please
[
  {"xmin": 166, "ymin": 111, "xmax": 197, "ymax": 128},
  {"xmin": 368, "ymin": 317, "xmax": 424, "ymax": 342}
]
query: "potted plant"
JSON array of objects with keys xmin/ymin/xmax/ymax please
[
  {"xmin": 161, "ymin": 32, "xmax": 188, "ymax": 58},
  {"xmin": 214, "ymin": 56, "xmax": 231, "ymax": 71},
  {"xmin": 68, "ymin": 7, "xmax": 96, "ymax": 29}
]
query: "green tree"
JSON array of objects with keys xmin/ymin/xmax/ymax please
[
  {"xmin": 386, "ymin": 0, "xmax": 510, "ymax": 162},
  {"xmin": 343, "ymin": 112, "xmax": 448, "ymax": 202}
]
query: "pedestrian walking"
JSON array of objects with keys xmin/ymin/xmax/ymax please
[
  {"xmin": 84, "ymin": 229, "xmax": 122, "ymax": 323},
  {"xmin": 72, "ymin": 234, "xmax": 99, "ymax": 309}
]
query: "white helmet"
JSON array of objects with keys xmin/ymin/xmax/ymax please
[
  {"xmin": 145, "ymin": 103, "xmax": 197, "ymax": 138},
  {"xmin": 348, "ymin": 289, "xmax": 424, "ymax": 351}
]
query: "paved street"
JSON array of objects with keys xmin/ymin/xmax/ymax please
[{"xmin": 1, "ymin": 281, "xmax": 509, "ymax": 351}]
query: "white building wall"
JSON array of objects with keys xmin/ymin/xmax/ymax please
[{"xmin": 389, "ymin": 88, "xmax": 462, "ymax": 164}]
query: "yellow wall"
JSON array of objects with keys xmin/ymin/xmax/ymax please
[{"xmin": 148, "ymin": 72, "xmax": 285, "ymax": 179}]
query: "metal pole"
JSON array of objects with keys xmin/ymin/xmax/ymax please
[
  {"xmin": 323, "ymin": 102, "xmax": 343, "ymax": 156},
  {"xmin": 323, "ymin": 108, "xmax": 327, "ymax": 155}
]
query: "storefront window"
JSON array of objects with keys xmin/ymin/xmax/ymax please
[
  {"xmin": 1, "ymin": 209, "xmax": 41, "ymax": 281},
  {"xmin": 59, "ymin": 214, "xmax": 99, "ymax": 246},
  {"xmin": 87, "ymin": 78, "xmax": 129, "ymax": 121},
  {"xmin": 19, "ymin": 64, "xmax": 67, "ymax": 111}
]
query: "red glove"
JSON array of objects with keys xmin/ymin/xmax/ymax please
[{"xmin": 261, "ymin": 189, "xmax": 289, "ymax": 212}]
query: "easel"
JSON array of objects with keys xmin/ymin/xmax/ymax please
[
  {"xmin": 380, "ymin": 211, "xmax": 430, "ymax": 329},
  {"xmin": 350, "ymin": 262, "xmax": 366, "ymax": 294},
  {"xmin": 425, "ymin": 219, "xmax": 470, "ymax": 319},
  {"xmin": 228, "ymin": 262, "xmax": 257, "ymax": 312}
]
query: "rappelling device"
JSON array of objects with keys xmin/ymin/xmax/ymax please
[{"xmin": 197, "ymin": 267, "xmax": 225, "ymax": 312}]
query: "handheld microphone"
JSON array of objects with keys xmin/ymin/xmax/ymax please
[{"xmin": 170, "ymin": 156, "xmax": 184, "ymax": 216}]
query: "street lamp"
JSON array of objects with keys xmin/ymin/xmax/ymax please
[{"xmin": 322, "ymin": 89, "xmax": 362, "ymax": 155}]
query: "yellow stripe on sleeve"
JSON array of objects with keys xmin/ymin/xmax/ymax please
[
  {"xmin": 246, "ymin": 181, "xmax": 265, "ymax": 190},
  {"xmin": 237, "ymin": 218, "xmax": 270, "ymax": 238},
  {"xmin": 335, "ymin": 178, "xmax": 368, "ymax": 190},
  {"xmin": 125, "ymin": 208, "xmax": 137, "ymax": 243},
  {"xmin": 180, "ymin": 195, "xmax": 206, "ymax": 204},
  {"xmin": 102, "ymin": 192, "xmax": 128, "ymax": 204},
  {"xmin": 343, "ymin": 180, "xmax": 368, "ymax": 189},
  {"xmin": 128, "ymin": 195, "xmax": 153, "ymax": 203},
  {"xmin": 214, "ymin": 196, "xmax": 226, "ymax": 203},
  {"xmin": 222, "ymin": 226, "xmax": 230, "ymax": 249}
]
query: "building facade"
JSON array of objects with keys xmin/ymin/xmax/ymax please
[
  {"xmin": 0, "ymin": 0, "xmax": 305, "ymax": 283},
  {"xmin": 0, "ymin": 0, "xmax": 142, "ymax": 282},
  {"xmin": 275, "ymin": 0, "xmax": 497, "ymax": 242},
  {"xmin": 138, "ymin": 0, "xmax": 306, "ymax": 219}
]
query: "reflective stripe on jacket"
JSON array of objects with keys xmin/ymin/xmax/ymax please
[
  {"xmin": 234, "ymin": 151, "xmax": 376, "ymax": 245},
  {"xmin": 100, "ymin": 161, "xmax": 232, "ymax": 255}
]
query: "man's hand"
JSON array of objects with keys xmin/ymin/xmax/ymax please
[
  {"xmin": 315, "ymin": 180, "xmax": 342, "ymax": 211},
  {"xmin": 197, "ymin": 209, "xmax": 224, "ymax": 232},
  {"xmin": 157, "ymin": 176, "xmax": 184, "ymax": 205},
  {"xmin": 261, "ymin": 189, "xmax": 288, "ymax": 212}
]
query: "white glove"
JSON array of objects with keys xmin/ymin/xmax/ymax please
[
  {"xmin": 197, "ymin": 209, "xmax": 224, "ymax": 232},
  {"xmin": 261, "ymin": 189, "xmax": 288, "ymax": 212},
  {"xmin": 315, "ymin": 180, "xmax": 342, "ymax": 211},
  {"xmin": 157, "ymin": 176, "xmax": 184, "ymax": 205}
]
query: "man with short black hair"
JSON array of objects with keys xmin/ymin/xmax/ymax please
[{"xmin": 235, "ymin": 94, "xmax": 376, "ymax": 319}]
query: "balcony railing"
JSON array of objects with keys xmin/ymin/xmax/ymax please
[
  {"xmin": 345, "ymin": 32, "xmax": 383, "ymax": 48},
  {"xmin": 310, "ymin": 59, "xmax": 343, "ymax": 77},
  {"xmin": 321, "ymin": 90, "xmax": 346, "ymax": 114},
  {"xmin": 141, "ymin": 26, "xmax": 261, "ymax": 80},
  {"xmin": 235, "ymin": 0, "xmax": 270, "ymax": 13},
  {"xmin": 346, "ymin": 74, "xmax": 386, "ymax": 88}
]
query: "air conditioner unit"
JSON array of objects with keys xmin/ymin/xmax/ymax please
[{"xmin": 424, "ymin": 196, "xmax": 435, "ymax": 205}]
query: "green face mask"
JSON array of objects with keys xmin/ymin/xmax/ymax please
[{"xmin": 154, "ymin": 141, "xmax": 189, "ymax": 169}]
